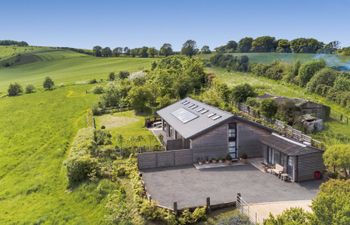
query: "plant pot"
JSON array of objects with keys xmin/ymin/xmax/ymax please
[
  {"xmin": 240, "ymin": 158, "xmax": 247, "ymax": 164},
  {"xmin": 199, "ymin": 162, "xmax": 203, "ymax": 165},
  {"xmin": 212, "ymin": 160, "xmax": 217, "ymax": 163},
  {"xmin": 219, "ymin": 160, "xmax": 223, "ymax": 163},
  {"xmin": 225, "ymin": 160, "xmax": 232, "ymax": 165}
]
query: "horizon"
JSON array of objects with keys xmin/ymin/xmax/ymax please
[{"xmin": 1, "ymin": 0, "xmax": 350, "ymax": 50}]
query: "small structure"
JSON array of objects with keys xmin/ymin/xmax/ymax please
[
  {"xmin": 138, "ymin": 97, "xmax": 325, "ymax": 182},
  {"xmin": 299, "ymin": 114, "xmax": 323, "ymax": 133}
]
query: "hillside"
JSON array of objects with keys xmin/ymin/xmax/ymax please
[
  {"xmin": 0, "ymin": 45, "xmax": 47, "ymax": 60},
  {"xmin": 0, "ymin": 49, "xmax": 153, "ymax": 92}
]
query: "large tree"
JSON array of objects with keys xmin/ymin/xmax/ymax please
[
  {"xmin": 181, "ymin": 40, "xmax": 198, "ymax": 57},
  {"xmin": 93, "ymin": 46, "xmax": 102, "ymax": 57},
  {"xmin": 112, "ymin": 47, "xmax": 123, "ymax": 57},
  {"xmin": 159, "ymin": 43, "xmax": 173, "ymax": 57},
  {"xmin": 251, "ymin": 36, "xmax": 276, "ymax": 52},
  {"xmin": 323, "ymin": 145, "xmax": 350, "ymax": 178},
  {"xmin": 238, "ymin": 37, "xmax": 253, "ymax": 52},
  {"xmin": 231, "ymin": 83, "xmax": 257, "ymax": 103},
  {"xmin": 200, "ymin": 45, "xmax": 211, "ymax": 54},
  {"xmin": 276, "ymin": 39, "xmax": 291, "ymax": 53},
  {"xmin": 102, "ymin": 47, "xmax": 112, "ymax": 57},
  {"xmin": 43, "ymin": 77, "xmax": 55, "ymax": 90}
]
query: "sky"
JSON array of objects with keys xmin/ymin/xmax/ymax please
[{"xmin": 1, "ymin": 0, "xmax": 350, "ymax": 50}]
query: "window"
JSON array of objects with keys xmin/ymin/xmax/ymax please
[
  {"xmin": 207, "ymin": 113, "xmax": 216, "ymax": 118},
  {"xmin": 171, "ymin": 108, "xmax": 199, "ymax": 124},
  {"xmin": 196, "ymin": 107, "xmax": 203, "ymax": 112},
  {"xmin": 228, "ymin": 123, "xmax": 237, "ymax": 158},
  {"xmin": 201, "ymin": 109, "xmax": 209, "ymax": 114},
  {"xmin": 212, "ymin": 115, "xmax": 222, "ymax": 120}
]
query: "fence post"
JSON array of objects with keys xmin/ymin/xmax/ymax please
[
  {"xmin": 173, "ymin": 202, "xmax": 178, "ymax": 216},
  {"xmin": 206, "ymin": 197, "xmax": 211, "ymax": 212}
]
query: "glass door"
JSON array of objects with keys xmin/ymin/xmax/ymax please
[{"xmin": 228, "ymin": 123, "xmax": 237, "ymax": 158}]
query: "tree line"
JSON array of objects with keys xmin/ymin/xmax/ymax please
[
  {"xmin": 215, "ymin": 36, "xmax": 341, "ymax": 54},
  {"xmin": 0, "ymin": 40, "xmax": 29, "ymax": 46},
  {"xmin": 92, "ymin": 40, "xmax": 211, "ymax": 58}
]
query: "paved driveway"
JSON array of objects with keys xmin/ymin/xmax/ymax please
[{"xmin": 141, "ymin": 164, "xmax": 321, "ymax": 209}]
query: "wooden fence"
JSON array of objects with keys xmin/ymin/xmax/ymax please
[{"xmin": 237, "ymin": 103, "xmax": 325, "ymax": 150}]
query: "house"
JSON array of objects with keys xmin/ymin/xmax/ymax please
[{"xmin": 138, "ymin": 97, "xmax": 325, "ymax": 182}]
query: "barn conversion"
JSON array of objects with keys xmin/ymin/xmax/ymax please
[{"xmin": 138, "ymin": 97, "xmax": 325, "ymax": 182}]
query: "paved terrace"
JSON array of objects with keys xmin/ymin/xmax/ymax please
[{"xmin": 141, "ymin": 164, "xmax": 322, "ymax": 209}]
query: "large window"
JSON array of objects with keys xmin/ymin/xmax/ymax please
[{"xmin": 228, "ymin": 123, "xmax": 237, "ymax": 158}]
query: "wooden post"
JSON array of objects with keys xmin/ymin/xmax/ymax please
[
  {"xmin": 206, "ymin": 197, "xmax": 211, "ymax": 212},
  {"xmin": 237, "ymin": 193, "xmax": 241, "ymax": 210},
  {"xmin": 173, "ymin": 202, "xmax": 178, "ymax": 216}
]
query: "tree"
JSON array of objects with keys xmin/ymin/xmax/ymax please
[
  {"xmin": 323, "ymin": 144, "xmax": 350, "ymax": 178},
  {"xmin": 297, "ymin": 60, "xmax": 326, "ymax": 87},
  {"xmin": 312, "ymin": 179, "xmax": 350, "ymax": 225},
  {"xmin": 93, "ymin": 46, "xmax": 102, "ymax": 57},
  {"xmin": 276, "ymin": 39, "xmax": 291, "ymax": 53},
  {"xmin": 108, "ymin": 72, "xmax": 116, "ymax": 81},
  {"xmin": 43, "ymin": 77, "xmax": 55, "ymax": 90},
  {"xmin": 200, "ymin": 45, "xmax": 211, "ymax": 54},
  {"xmin": 263, "ymin": 207, "xmax": 312, "ymax": 225},
  {"xmin": 333, "ymin": 73, "xmax": 350, "ymax": 92},
  {"xmin": 8, "ymin": 83, "xmax": 23, "ymax": 96},
  {"xmin": 238, "ymin": 37, "xmax": 253, "ymax": 52},
  {"xmin": 147, "ymin": 47, "xmax": 158, "ymax": 58},
  {"xmin": 25, "ymin": 84, "xmax": 36, "ymax": 94},
  {"xmin": 123, "ymin": 47, "xmax": 130, "ymax": 56},
  {"xmin": 159, "ymin": 43, "xmax": 173, "ymax": 57},
  {"xmin": 225, "ymin": 40, "xmax": 238, "ymax": 52},
  {"xmin": 290, "ymin": 38, "xmax": 323, "ymax": 53},
  {"xmin": 128, "ymin": 86, "xmax": 154, "ymax": 113},
  {"xmin": 181, "ymin": 40, "xmax": 198, "ymax": 57},
  {"xmin": 231, "ymin": 83, "xmax": 257, "ymax": 103},
  {"xmin": 102, "ymin": 47, "xmax": 112, "ymax": 57},
  {"xmin": 112, "ymin": 47, "xmax": 123, "ymax": 57},
  {"xmin": 251, "ymin": 36, "xmax": 276, "ymax": 52},
  {"xmin": 260, "ymin": 99, "xmax": 278, "ymax": 118},
  {"xmin": 306, "ymin": 68, "xmax": 338, "ymax": 94}
]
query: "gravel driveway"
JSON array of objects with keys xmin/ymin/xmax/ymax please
[{"xmin": 141, "ymin": 164, "xmax": 322, "ymax": 209}]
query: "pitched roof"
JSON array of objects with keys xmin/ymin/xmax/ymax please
[
  {"xmin": 157, "ymin": 97, "xmax": 234, "ymax": 139},
  {"xmin": 260, "ymin": 133, "xmax": 322, "ymax": 156}
]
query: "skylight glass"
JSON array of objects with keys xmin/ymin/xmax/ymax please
[
  {"xmin": 207, "ymin": 113, "xmax": 216, "ymax": 118},
  {"xmin": 190, "ymin": 105, "xmax": 198, "ymax": 109},
  {"xmin": 181, "ymin": 100, "xmax": 188, "ymax": 104},
  {"xmin": 201, "ymin": 109, "xmax": 209, "ymax": 114},
  {"xmin": 212, "ymin": 115, "xmax": 222, "ymax": 120},
  {"xmin": 183, "ymin": 101, "xmax": 190, "ymax": 105},
  {"xmin": 196, "ymin": 107, "xmax": 203, "ymax": 112},
  {"xmin": 171, "ymin": 108, "xmax": 199, "ymax": 124},
  {"xmin": 188, "ymin": 103, "xmax": 195, "ymax": 108}
]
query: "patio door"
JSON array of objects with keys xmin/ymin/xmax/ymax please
[
  {"xmin": 228, "ymin": 123, "xmax": 237, "ymax": 158},
  {"xmin": 267, "ymin": 147, "xmax": 274, "ymax": 164}
]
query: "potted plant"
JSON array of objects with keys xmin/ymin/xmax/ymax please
[
  {"xmin": 225, "ymin": 154, "xmax": 232, "ymax": 165},
  {"xmin": 205, "ymin": 157, "xmax": 210, "ymax": 164},
  {"xmin": 198, "ymin": 158, "xmax": 203, "ymax": 165},
  {"xmin": 240, "ymin": 153, "xmax": 248, "ymax": 164},
  {"xmin": 212, "ymin": 158, "xmax": 217, "ymax": 163},
  {"xmin": 219, "ymin": 157, "xmax": 223, "ymax": 163}
]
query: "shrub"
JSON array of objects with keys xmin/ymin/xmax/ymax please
[
  {"xmin": 297, "ymin": 60, "xmax": 326, "ymax": 87},
  {"xmin": 250, "ymin": 63, "xmax": 270, "ymax": 76},
  {"xmin": 260, "ymin": 99, "xmax": 278, "ymax": 118},
  {"xmin": 119, "ymin": 71, "xmax": 130, "ymax": 79},
  {"xmin": 8, "ymin": 83, "xmax": 23, "ymax": 96},
  {"xmin": 306, "ymin": 68, "xmax": 338, "ymax": 93},
  {"xmin": 25, "ymin": 84, "xmax": 36, "ymax": 94},
  {"xmin": 94, "ymin": 130, "xmax": 112, "ymax": 146},
  {"xmin": 89, "ymin": 78, "xmax": 98, "ymax": 84},
  {"xmin": 240, "ymin": 153, "xmax": 248, "ymax": 159},
  {"xmin": 108, "ymin": 72, "xmax": 115, "ymax": 81},
  {"xmin": 231, "ymin": 83, "xmax": 257, "ymax": 103},
  {"xmin": 92, "ymin": 85, "xmax": 104, "ymax": 94},
  {"xmin": 43, "ymin": 77, "xmax": 55, "ymax": 90},
  {"xmin": 263, "ymin": 207, "xmax": 312, "ymax": 225}
]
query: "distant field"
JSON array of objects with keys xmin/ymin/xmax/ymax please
[
  {"xmin": 208, "ymin": 67, "xmax": 350, "ymax": 145},
  {"xmin": 0, "ymin": 49, "xmax": 153, "ymax": 93},
  {"xmin": 201, "ymin": 52, "xmax": 350, "ymax": 69},
  {"xmin": 0, "ymin": 85, "xmax": 110, "ymax": 224},
  {"xmin": 0, "ymin": 45, "xmax": 47, "ymax": 60}
]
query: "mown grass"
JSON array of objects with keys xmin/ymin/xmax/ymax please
[
  {"xmin": 0, "ymin": 50, "xmax": 153, "ymax": 93},
  {"xmin": 95, "ymin": 111, "xmax": 159, "ymax": 149},
  {"xmin": 208, "ymin": 67, "xmax": 350, "ymax": 145},
  {"xmin": 0, "ymin": 84, "xmax": 120, "ymax": 224}
]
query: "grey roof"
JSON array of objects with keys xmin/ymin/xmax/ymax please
[
  {"xmin": 157, "ymin": 97, "xmax": 234, "ymax": 139},
  {"xmin": 260, "ymin": 134, "xmax": 322, "ymax": 156}
]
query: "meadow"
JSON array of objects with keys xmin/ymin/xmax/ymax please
[
  {"xmin": 208, "ymin": 67, "xmax": 350, "ymax": 145},
  {"xmin": 0, "ymin": 45, "xmax": 47, "ymax": 59},
  {"xmin": 0, "ymin": 48, "xmax": 153, "ymax": 93}
]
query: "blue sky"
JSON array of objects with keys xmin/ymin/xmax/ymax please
[{"xmin": 1, "ymin": 0, "xmax": 349, "ymax": 50}]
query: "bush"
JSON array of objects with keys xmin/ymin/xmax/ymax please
[
  {"xmin": 231, "ymin": 83, "xmax": 257, "ymax": 103},
  {"xmin": 108, "ymin": 72, "xmax": 115, "ymax": 81},
  {"xmin": 94, "ymin": 130, "xmax": 112, "ymax": 146},
  {"xmin": 8, "ymin": 83, "xmax": 23, "ymax": 96},
  {"xmin": 263, "ymin": 207, "xmax": 312, "ymax": 225},
  {"xmin": 260, "ymin": 99, "xmax": 278, "ymax": 118},
  {"xmin": 306, "ymin": 68, "xmax": 338, "ymax": 93},
  {"xmin": 92, "ymin": 104, "xmax": 103, "ymax": 116},
  {"xmin": 43, "ymin": 77, "xmax": 55, "ymax": 90},
  {"xmin": 119, "ymin": 71, "xmax": 130, "ymax": 79},
  {"xmin": 92, "ymin": 85, "xmax": 104, "ymax": 94},
  {"xmin": 297, "ymin": 60, "xmax": 326, "ymax": 87},
  {"xmin": 89, "ymin": 78, "xmax": 98, "ymax": 84},
  {"xmin": 25, "ymin": 84, "xmax": 36, "ymax": 94}
]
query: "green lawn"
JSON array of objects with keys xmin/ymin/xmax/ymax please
[
  {"xmin": 208, "ymin": 67, "xmax": 350, "ymax": 145},
  {"xmin": 95, "ymin": 111, "xmax": 159, "ymax": 149},
  {"xmin": 0, "ymin": 50, "xmax": 153, "ymax": 93}
]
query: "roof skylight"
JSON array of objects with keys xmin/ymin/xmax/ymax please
[
  {"xmin": 207, "ymin": 113, "xmax": 216, "ymax": 118},
  {"xmin": 171, "ymin": 108, "xmax": 199, "ymax": 124},
  {"xmin": 212, "ymin": 115, "xmax": 222, "ymax": 120}
]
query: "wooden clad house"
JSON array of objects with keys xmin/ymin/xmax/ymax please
[{"xmin": 139, "ymin": 97, "xmax": 325, "ymax": 182}]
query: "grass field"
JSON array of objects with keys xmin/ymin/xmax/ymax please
[
  {"xmin": 0, "ymin": 49, "xmax": 153, "ymax": 93},
  {"xmin": 208, "ymin": 67, "xmax": 350, "ymax": 145},
  {"xmin": 0, "ymin": 45, "xmax": 47, "ymax": 59},
  {"xmin": 95, "ymin": 111, "xmax": 159, "ymax": 149}
]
